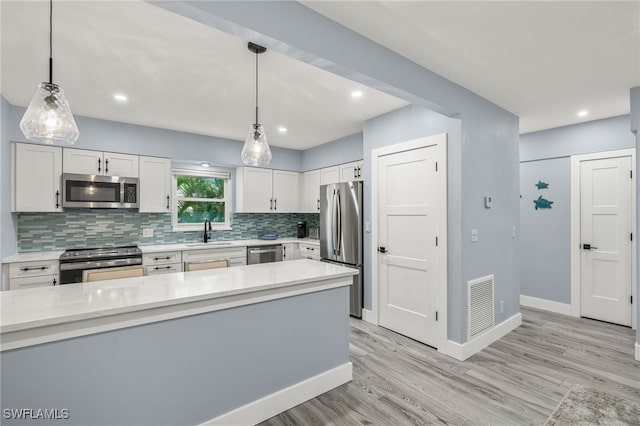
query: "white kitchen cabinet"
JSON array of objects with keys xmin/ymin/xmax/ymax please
[
  {"xmin": 320, "ymin": 166, "xmax": 340, "ymax": 185},
  {"xmin": 298, "ymin": 243, "xmax": 320, "ymax": 260},
  {"xmin": 182, "ymin": 246, "xmax": 247, "ymax": 268},
  {"xmin": 236, "ymin": 167, "xmax": 299, "ymax": 213},
  {"xmin": 143, "ymin": 251, "xmax": 182, "ymax": 275},
  {"xmin": 300, "ymin": 169, "xmax": 321, "ymax": 213},
  {"xmin": 63, "ymin": 148, "xmax": 139, "ymax": 177},
  {"xmin": 8, "ymin": 259, "xmax": 59, "ymax": 290},
  {"xmin": 282, "ymin": 243, "xmax": 300, "ymax": 261},
  {"xmin": 339, "ymin": 160, "xmax": 363, "ymax": 182},
  {"xmin": 139, "ymin": 156, "xmax": 171, "ymax": 213},
  {"xmin": 12, "ymin": 143, "xmax": 63, "ymax": 212}
]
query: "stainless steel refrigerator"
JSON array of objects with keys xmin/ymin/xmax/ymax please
[{"xmin": 320, "ymin": 181, "xmax": 363, "ymax": 317}]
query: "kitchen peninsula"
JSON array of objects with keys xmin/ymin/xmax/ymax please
[{"xmin": 0, "ymin": 259, "xmax": 356, "ymax": 426}]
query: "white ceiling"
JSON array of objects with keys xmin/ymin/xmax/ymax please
[{"xmin": 1, "ymin": 1, "xmax": 639, "ymax": 153}]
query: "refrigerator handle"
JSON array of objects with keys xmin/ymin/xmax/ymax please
[
  {"xmin": 335, "ymin": 189, "xmax": 341, "ymax": 256},
  {"xmin": 332, "ymin": 188, "xmax": 338, "ymax": 255}
]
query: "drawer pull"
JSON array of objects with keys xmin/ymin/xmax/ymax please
[
  {"xmin": 154, "ymin": 256, "xmax": 172, "ymax": 261},
  {"xmin": 20, "ymin": 266, "xmax": 49, "ymax": 272},
  {"xmin": 154, "ymin": 266, "xmax": 173, "ymax": 270}
]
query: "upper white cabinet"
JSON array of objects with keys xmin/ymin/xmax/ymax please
[
  {"xmin": 339, "ymin": 161, "xmax": 363, "ymax": 182},
  {"xmin": 63, "ymin": 148, "xmax": 139, "ymax": 177},
  {"xmin": 320, "ymin": 166, "xmax": 339, "ymax": 185},
  {"xmin": 139, "ymin": 156, "xmax": 171, "ymax": 213},
  {"xmin": 13, "ymin": 143, "xmax": 63, "ymax": 212},
  {"xmin": 300, "ymin": 170, "xmax": 321, "ymax": 213},
  {"xmin": 236, "ymin": 167, "xmax": 299, "ymax": 213}
]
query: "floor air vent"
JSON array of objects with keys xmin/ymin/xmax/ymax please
[{"xmin": 468, "ymin": 275, "xmax": 495, "ymax": 340}]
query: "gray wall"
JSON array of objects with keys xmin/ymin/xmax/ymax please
[
  {"xmin": 519, "ymin": 157, "xmax": 571, "ymax": 303},
  {"xmin": 519, "ymin": 115, "xmax": 635, "ymax": 306},
  {"xmin": 1, "ymin": 286, "xmax": 350, "ymax": 425},
  {"xmin": 301, "ymin": 132, "xmax": 363, "ymax": 171},
  {"xmin": 157, "ymin": 0, "xmax": 521, "ymax": 345}
]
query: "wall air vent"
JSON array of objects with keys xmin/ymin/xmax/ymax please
[{"xmin": 468, "ymin": 274, "xmax": 495, "ymax": 340}]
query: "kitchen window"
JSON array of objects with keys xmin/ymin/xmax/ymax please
[{"xmin": 172, "ymin": 168, "xmax": 231, "ymax": 231}]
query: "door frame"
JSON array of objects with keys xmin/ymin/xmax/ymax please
[
  {"xmin": 570, "ymin": 148, "xmax": 636, "ymax": 330},
  {"xmin": 370, "ymin": 134, "xmax": 448, "ymax": 352}
]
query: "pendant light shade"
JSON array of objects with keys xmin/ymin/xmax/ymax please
[
  {"xmin": 241, "ymin": 42, "xmax": 271, "ymax": 166},
  {"xmin": 20, "ymin": 0, "xmax": 79, "ymax": 145}
]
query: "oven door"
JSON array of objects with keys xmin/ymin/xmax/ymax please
[{"xmin": 59, "ymin": 258, "xmax": 143, "ymax": 284}]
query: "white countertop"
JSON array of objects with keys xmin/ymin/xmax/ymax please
[
  {"xmin": 0, "ymin": 259, "xmax": 354, "ymax": 336},
  {"xmin": 2, "ymin": 238, "xmax": 320, "ymax": 263}
]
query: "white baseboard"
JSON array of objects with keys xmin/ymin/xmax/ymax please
[
  {"xmin": 202, "ymin": 362, "xmax": 352, "ymax": 426},
  {"xmin": 446, "ymin": 313, "xmax": 522, "ymax": 361},
  {"xmin": 520, "ymin": 295, "xmax": 572, "ymax": 316},
  {"xmin": 361, "ymin": 308, "xmax": 377, "ymax": 325},
  {"xmin": 636, "ymin": 342, "xmax": 639, "ymax": 362}
]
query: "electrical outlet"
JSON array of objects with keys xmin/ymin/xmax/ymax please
[
  {"xmin": 142, "ymin": 228, "xmax": 154, "ymax": 238},
  {"xmin": 512, "ymin": 226, "xmax": 516, "ymax": 238},
  {"xmin": 471, "ymin": 229, "xmax": 478, "ymax": 242},
  {"xmin": 499, "ymin": 300, "xmax": 505, "ymax": 314}
]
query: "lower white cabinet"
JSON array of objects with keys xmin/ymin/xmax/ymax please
[
  {"xmin": 298, "ymin": 243, "xmax": 320, "ymax": 260},
  {"xmin": 8, "ymin": 260, "xmax": 60, "ymax": 290},
  {"xmin": 282, "ymin": 243, "xmax": 300, "ymax": 261},
  {"xmin": 182, "ymin": 246, "xmax": 247, "ymax": 269},
  {"xmin": 143, "ymin": 251, "xmax": 182, "ymax": 276}
]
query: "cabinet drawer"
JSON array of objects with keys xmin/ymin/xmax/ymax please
[
  {"xmin": 10, "ymin": 274, "xmax": 59, "ymax": 290},
  {"xmin": 143, "ymin": 252, "xmax": 182, "ymax": 266},
  {"xmin": 9, "ymin": 261, "xmax": 59, "ymax": 279},
  {"xmin": 299, "ymin": 244, "xmax": 320, "ymax": 260},
  {"xmin": 146, "ymin": 263, "xmax": 182, "ymax": 276},
  {"xmin": 182, "ymin": 247, "xmax": 247, "ymax": 264}
]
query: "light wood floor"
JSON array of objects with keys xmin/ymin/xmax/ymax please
[{"xmin": 261, "ymin": 308, "xmax": 640, "ymax": 426}]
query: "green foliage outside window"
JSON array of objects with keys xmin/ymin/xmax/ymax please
[{"xmin": 176, "ymin": 176, "xmax": 226, "ymax": 224}]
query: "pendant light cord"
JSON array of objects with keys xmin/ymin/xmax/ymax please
[
  {"xmin": 255, "ymin": 48, "xmax": 259, "ymax": 125},
  {"xmin": 48, "ymin": 0, "xmax": 53, "ymax": 84}
]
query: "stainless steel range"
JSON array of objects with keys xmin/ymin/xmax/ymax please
[{"xmin": 59, "ymin": 246, "xmax": 143, "ymax": 284}]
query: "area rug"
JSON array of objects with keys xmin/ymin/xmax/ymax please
[{"xmin": 545, "ymin": 384, "xmax": 640, "ymax": 425}]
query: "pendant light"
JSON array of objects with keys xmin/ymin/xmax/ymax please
[
  {"xmin": 20, "ymin": 0, "xmax": 79, "ymax": 145},
  {"xmin": 241, "ymin": 42, "xmax": 272, "ymax": 166}
]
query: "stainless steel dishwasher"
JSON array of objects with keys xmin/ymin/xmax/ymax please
[{"xmin": 247, "ymin": 244, "xmax": 283, "ymax": 264}]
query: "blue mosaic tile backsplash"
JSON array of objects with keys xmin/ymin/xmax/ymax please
[{"xmin": 17, "ymin": 212, "xmax": 320, "ymax": 252}]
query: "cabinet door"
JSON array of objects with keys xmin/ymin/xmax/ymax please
[
  {"xmin": 339, "ymin": 161, "xmax": 363, "ymax": 182},
  {"xmin": 236, "ymin": 167, "xmax": 273, "ymax": 213},
  {"xmin": 320, "ymin": 166, "xmax": 339, "ymax": 185},
  {"xmin": 139, "ymin": 156, "xmax": 171, "ymax": 212},
  {"xmin": 301, "ymin": 170, "xmax": 321, "ymax": 213},
  {"xmin": 13, "ymin": 143, "xmax": 62, "ymax": 212},
  {"xmin": 282, "ymin": 243, "xmax": 300, "ymax": 261},
  {"xmin": 104, "ymin": 152, "xmax": 139, "ymax": 177},
  {"xmin": 272, "ymin": 170, "xmax": 299, "ymax": 213},
  {"xmin": 63, "ymin": 148, "xmax": 103, "ymax": 174},
  {"xmin": 9, "ymin": 275, "xmax": 58, "ymax": 290}
]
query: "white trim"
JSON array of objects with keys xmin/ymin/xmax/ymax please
[
  {"xmin": 1, "ymin": 276, "xmax": 352, "ymax": 351},
  {"xmin": 201, "ymin": 362, "xmax": 353, "ymax": 426},
  {"xmin": 361, "ymin": 308, "xmax": 377, "ymax": 325},
  {"xmin": 520, "ymin": 295, "xmax": 572, "ymax": 316},
  {"xmin": 371, "ymin": 134, "xmax": 448, "ymax": 353},
  {"xmin": 446, "ymin": 312, "xmax": 522, "ymax": 361},
  {"xmin": 636, "ymin": 342, "xmax": 640, "ymax": 362},
  {"xmin": 570, "ymin": 148, "xmax": 636, "ymax": 329}
]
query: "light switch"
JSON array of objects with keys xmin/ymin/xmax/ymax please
[
  {"xmin": 512, "ymin": 226, "xmax": 516, "ymax": 238},
  {"xmin": 471, "ymin": 229, "xmax": 478, "ymax": 242}
]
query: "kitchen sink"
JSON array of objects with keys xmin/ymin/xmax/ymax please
[{"xmin": 185, "ymin": 242, "xmax": 233, "ymax": 247}]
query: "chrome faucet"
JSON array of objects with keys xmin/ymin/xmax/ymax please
[{"xmin": 203, "ymin": 219, "xmax": 212, "ymax": 243}]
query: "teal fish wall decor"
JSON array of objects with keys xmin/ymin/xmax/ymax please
[
  {"xmin": 535, "ymin": 180, "xmax": 549, "ymax": 190},
  {"xmin": 534, "ymin": 196, "xmax": 554, "ymax": 210}
]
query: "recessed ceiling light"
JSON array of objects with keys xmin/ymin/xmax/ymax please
[
  {"xmin": 351, "ymin": 90, "xmax": 363, "ymax": 98},
  {"xmin": 200, "ymin": 162, "xmax": 211, "ymax": 167},
  {"xmin": 278, "ymin": 126, "xmax": 288, "ymax": 133},
  {"xmin": 113, "ymin": 93, "xmax": 128, "ymax": 102},
  {"xmin": 577, "ymin": 110, "xmax": 588, "ymax": 117}
]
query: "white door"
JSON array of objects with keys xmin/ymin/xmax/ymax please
[
  {"xmin": 139, "ymin": 156, "xmax": 171, "ymax": 213},
  {"xmin": 378, "ymin": 142, "xmax": 443, "ymax": 347},
  {"xmin": 301, "ymin": 170, "xmax": 321, "ymax": 213},
  {"xmin": 63, "ymin": 148, "xmax": 103, "ymax": 174},
  {"xmin": 236, "ymin": 167, "xmax": 272, "ymax": 212},
  {"xmin": 103, "ymin": 152, "xmax": 139, "ymax": 177},
  {"xmin": 272, "ymin": 170, "xmax": 299, "ymax": 213},
  {"xmin": 14, "ymin": 143, "xmax": 63, "ymax": 212},
  {"xmin": 320, "ymin": 166, "xmax": 339, "ymax": 185},
  {"xmin": 580, "ymin": 156, "xmax": 632, "ymax": 326}
]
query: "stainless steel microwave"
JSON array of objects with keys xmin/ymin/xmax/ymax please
[{"xmin": 62, "ymin": 173, "xmax": 139, "ymax": 209}]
